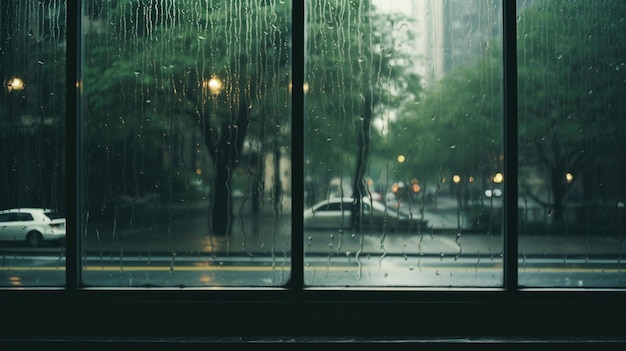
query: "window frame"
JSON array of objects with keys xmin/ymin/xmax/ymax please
[{"xmin": 1, "ymin": 0, "xmax": 626, "ymax": 345}]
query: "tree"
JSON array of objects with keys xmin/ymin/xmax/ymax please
[
  {"xmin": 84, "ymin": 0, "xmax": 420, "ymax": 236},
  {"xmin": 304, "ymin": 0, "xmax": 421, "ymax": 228},
  {"xmin": 395, "ymin": 0, "xmax": 626, "ymax": 225},
  {"xmin": 517, "ymin": 0, "xmax": 626, "ymax": 222},
  {"xmin": 83, "ymin": 0, "xmax": 291, "ymax": 236},
  {"xmin": 388, "ymin": 29, "xmax": 503, "ymax": 226},
  {"xmin": 0, "ymin": 1, "xmax": 67, "ymax": 212}
]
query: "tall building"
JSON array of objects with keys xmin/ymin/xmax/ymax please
[
  {"xmin": 422, "ymin": 0, "xmax": 503, "ymax": 87},
  {"xmin": 375, "ymin": 0, "xmax": 503, "ymax": 87}
]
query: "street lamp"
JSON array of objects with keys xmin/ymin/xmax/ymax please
[
  {"xmin": 203, "ymin": 76, "xmax": 223, "ymax": 97},
  {"xmin": 492, "ymin": 172, "xmax": 504, "ymax": 184},
  {"xmin": 6, "ymin": 77, "xmax": 25, "ymax": 92}
]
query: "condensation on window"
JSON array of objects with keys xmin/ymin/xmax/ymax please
[
  {"xmin": 0, "ymin": 0, "xmax": 67, "ymax": 287},
  {"xmin": 81, "ymin": 0, "xmax": 292, "ymax": 287},
  {"xmin": 304, "ymin": 0, "xmax": 504, "ymax": 287},
  {"xmin": 517, "ymin": 0, "xmax": 626, "ymax": 288}
]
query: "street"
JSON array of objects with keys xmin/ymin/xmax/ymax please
[
  {"xmin": 1, "ymin": 250, "xmax": 625, "ymax": 288},
  {"xmin": 1, "ymin": 225, "xmax": 625, "ymax": 288},
  {"xmin": 0, "ymin": 199, "xmax": 624, "ymax": 287}
]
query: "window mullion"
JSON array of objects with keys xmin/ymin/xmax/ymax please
[
  {"xmin": 65, "ymin": 0, "xmax": 81, "ymax": 291},
  {"xmin": 289, "ymin": 0, "xmax": 305, "ymax": 290},
  {"xmin": 502, "ymin": 0, "xmax": 519, "ymax": 293}
]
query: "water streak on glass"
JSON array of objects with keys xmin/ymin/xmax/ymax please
[
  {"xmin": 0, "ymin": 0, "xmax": 67, "ymax": 287},
  {"xmin": 517, "ymin": 0, "xmax": 626, "ymax": 288},
  {"xmin": 81, "ymin": 0, "xmax": 291, "ymax": 287},
  {"xmin": 304, "ymin": 0, "xmax": 504, "ymax": 287}
]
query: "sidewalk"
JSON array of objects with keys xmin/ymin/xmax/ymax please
[
  {"xmin": 82, "ymin": 205, "xmax": 626, "ymax": 258},
  {"xmin": 83, "ymin": 199, "xmax": 292, "ymax": 255},
  {"xmin": 73, "ymin": 196, "xmax": 626, "ymax": 258}
]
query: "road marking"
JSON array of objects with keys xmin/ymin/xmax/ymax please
[{"xmin": 0, "ymin": 265, "xmax": 624, "ymax": 273}]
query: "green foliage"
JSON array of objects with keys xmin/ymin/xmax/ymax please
[
  {"xmin": 0, "ymin": 2, "xmax": 67, "ymax": 211},
  {"xmin": 83, "ymin": 0, "xmax": 419, "ymax": 211},
  {"xmin": 393, "ymin": 42, "xmax": 503, "ymax": 191},
  {"xmin": 517, "ymin": 0, "xmax": 626, "ymax": 166},
  {"xmin": 392, "ymin": 0, "xmax": 626, "ymax": 223},
  {"xmin": 304, "ymin": 0, "xmax": 422, "ymax": 191},
  {"xmin": 517, "ymin": 0, "xmax": 626, "ymax": 220},
  {"xmin": 83, "ymin": 0, "xmax": 291, "ymax": 211}
]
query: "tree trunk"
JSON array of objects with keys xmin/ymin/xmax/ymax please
[
  {"xmin": 204, "ymin": 102, "xmax": 250, "ymax": 236},
  {"xmin": 272, "ymin": 144, "xmax": 283, "ymax": 214},
  {"xmin": 250, "ymin": 152, "xmax": 263, "ymax": 215},
  {"xmin": 210, "ymin": 151, "xmax": 233, "ymax": 236},
  {"xmin": 352, "ymin": 93, "xmax": 372, "ymax": 229},
  {"xmin": 550, "ymin": 165, "xmax": 567, "ymax": 222}
]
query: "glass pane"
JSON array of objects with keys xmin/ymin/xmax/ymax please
[
  {"xmin": 304, "ymin": 0, "xmax": 503, "ymax": 287},
  {"xmin": 81, "ymin": 0, "xmax": 291, "ymax": 287},
  {"xmin": 517, "ymin": 0, "xmax": 626, "ymax": 288},
  {"xmin": 0, "ymin": 0, "xmax": 67, "ymax": 287}
]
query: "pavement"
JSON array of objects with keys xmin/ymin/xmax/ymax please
[{"xmin": 79, "ymin": 198, "xmax": 626, "ymax": 258}]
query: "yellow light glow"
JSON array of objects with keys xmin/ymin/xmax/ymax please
[
  {"xmin": 453, "ymin": 175, "xmax": 461, "ymax": 184},
  {"xmin": 288, "ymin": 82, "xmax": 310, "ymax": 94},
  {"xmin": 565, "ymin": 173, "xmax": 574, "ymax": 183},
  {"xmin": 391, "ymin": 183, "xmax": 399, "ymax": 193},
  {"xmin": 7, "ymin": 77, "xmax": 24, "ymax": 92},
  {"xmin": 208, "ymin": 77, "xmax": 222, "ymax": 90},
  {"xmin": 493, "ymin": 172, "xmax": 504, "ymax": 184},
  {"xmin": 203, "ymin": 76, "xmax": 223, "ymax": 96},
  {"xmin": 397, "ymin": 155, "xmax": 406, "ymax": 163}
]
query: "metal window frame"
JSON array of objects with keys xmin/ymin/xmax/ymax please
[{"xmin": 1, "ymin": 0, "xmax": 626, "ymax": 345}]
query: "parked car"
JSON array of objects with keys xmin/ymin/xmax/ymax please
[
  {"xmin": 303, "ymin": 197, "xmax": 426, "ymax": 231},
  {"xmin": 0, "ymin": 208, "xmax": 66, "ymax": 247}
]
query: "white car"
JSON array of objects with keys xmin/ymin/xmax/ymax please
[
  {"xmin": 304, "ymin": 197, "xmax": 424, "ymax": 230},
  {"xmin": 0, "ymin": 208, "xmax": 66, "ymax": 247}
]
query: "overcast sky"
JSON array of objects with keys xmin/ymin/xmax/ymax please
[{"xmin": 372, "ymin": 0, "xmax": 412, "ymax": 13}]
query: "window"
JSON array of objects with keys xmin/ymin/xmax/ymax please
[
  {"xmin": 0, "ymin": 214, "xmax": 13, "ymax": 222},
  {"xmin": 17, "ymin": 213, "xmax": 33, "ymax": 221},
  {"xmin": 1, "ymin": 0, "xmax": 626, "ymax": 344}
]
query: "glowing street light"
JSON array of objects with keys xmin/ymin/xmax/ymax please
[
  {"xmin": 410, "ymin": 178, "xmax": 421, "ymax": 193},
  {"xmin": 492, "ymin": 172, "xmax": 504, "ymax": 184},
  {"xmin": 203, "ymin": 76, "xmax": 223, "ymax": 96},
  {"xmin": 6, "ymin": 77, "xmax": 25, "ymax": 92}
]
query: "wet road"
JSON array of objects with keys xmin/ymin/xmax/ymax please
[
  {"xmin": 1, "ymin": 250, "xmax": 625, "ymax": 288},
  {"xmin": 1, "ymin": 199, "xmax": 625, "ymax": 288}
]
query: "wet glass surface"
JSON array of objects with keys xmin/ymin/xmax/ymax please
[
  {"xmin": 0, "ymin": 0, "xmax": 67, "ymax": 287},
  {"xmin": 517, "ymin": 0, "xmax": 626, "ymax": 287},
  {"xmin": 81, "ymin": 0, "xmax": 292, "ymax": 287},
  {"xmin": 1, "ymin": 0, "xmax": 625, "ymax": 290},
  {"xmin": 304, "ymin": 0, "xmax": 504, "ymax": 287}
]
